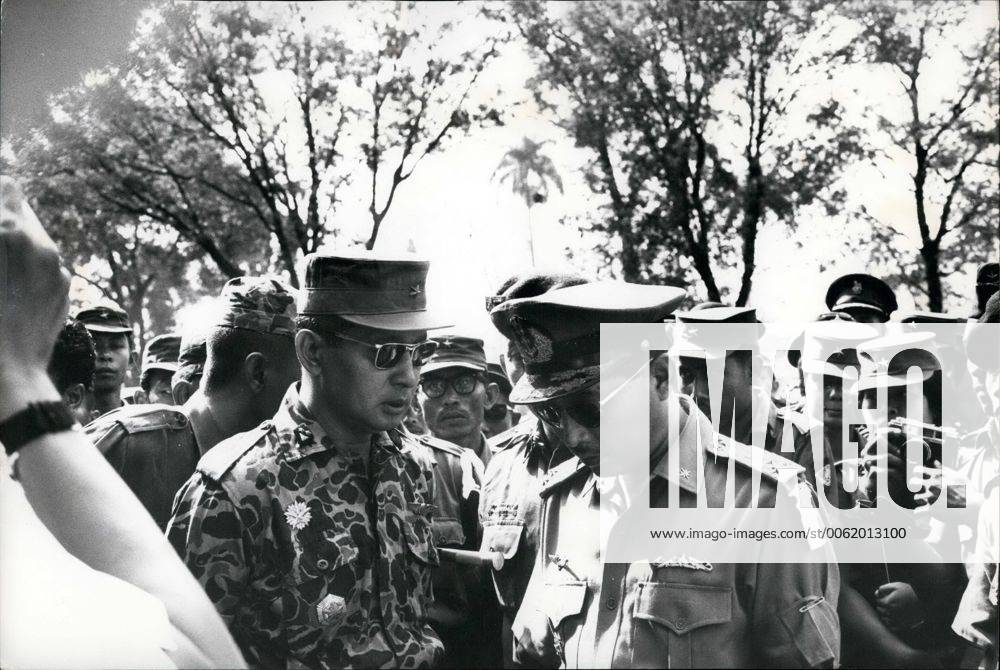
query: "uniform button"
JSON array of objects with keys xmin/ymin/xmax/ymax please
[
  {"xmin": 317, "ymin": 559, "xmax": 329, "ymax": 570},
  {"xmin": 605, "ymin": 597, "xmax": 618, "ymax": 610},
  {"xmin": 377, "ymin": 510, "xmax": 385, "ymax": 521}
]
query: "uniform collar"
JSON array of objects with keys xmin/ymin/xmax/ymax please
[
  {"xmin": 274, "ymin": 384, "xmax": 398, "ymax": 461},
  {"xmin": 650, "ymin": 402, "xmax": 715, "ymax": 495}
]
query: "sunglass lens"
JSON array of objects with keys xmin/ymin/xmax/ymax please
[{"xmin": 375, "ymin": 345, "xmax": 404, "ymax": 369}]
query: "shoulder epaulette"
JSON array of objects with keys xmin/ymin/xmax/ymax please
[
  {"xmin": 707, "ymin": 434, "xmax": 804, "ymax": 482},
  {"xmin": 417, "ymin": 433, "xmax": 465, "ymax": 458},
  {"xmin": 84, "ymin": 404, "xmax": 188, "ymax": 442},
  {"xmin": 197, "ymin": 421, "xmax": 272, "ymax": 482},
  {"xmin": 488, "ymin": 419, "xmax": 536, "ymax": 454},
  {"xmin": 540, "ymin": 456, "xmax": 590, "ymax": 498}
]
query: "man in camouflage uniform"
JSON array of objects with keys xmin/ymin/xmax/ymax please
[
  {"xmin": 168, "ymin": 252, "xmax": 450, "ymax": 668},
  {"xmin": 85, "ymin": 276, "xmax": 299, "ymax": 530},
  {"xmin": 139, "ymin": 332, "xmax": 181, "ymax": 405},
  {"xmin": 73, "ymin": 300, "xmax": 135, "ymax": 418},
  {"xmin": 478, "ymin": 272, "xmax": 586, "ymax": 668},
  {"xmin": 493, "ymin": 281, "xmax": 841, "ymax": 668}
]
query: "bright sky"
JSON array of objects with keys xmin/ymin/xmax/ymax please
[{"xmin": 16, "ymin": 0, "xmax": 996, "ymax": 355}]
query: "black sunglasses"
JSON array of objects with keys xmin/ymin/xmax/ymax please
[
  {"xmin": 531, "ymin": 400, "xmax": 601, "ymax": 429},
  {"xmin": 328, "ymin": 332, "xmax": 438, "ymax": 370}
]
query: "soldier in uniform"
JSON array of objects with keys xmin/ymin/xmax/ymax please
[
  {"xmin": 972, "ymin": 262, "xmax": 999, "ymax": 319},
  {"xmin": 674, "ymin": 306, "xmax": 808, "ymax": 459},
  {"xmin": 46, "ymin": 319, "xmax": 98, "ymax": 425},
  {"xmin": 85, "ymin": 276, "xmax": 300, "ymax": 530},
  {"xmin": 478, "ymin": 272, "xmax": 587, "ymax": 668},
  {"xmin": 140, "ymin": 332, "xmax": 181, "ymax": 405},
  {"xmin": 167, "ymin": 252, "xmax": 450, "ymax": 668},
  {"xmin": 494, "ymin": 281, "xmax": 841, "ymax": 668},
  {"xmin": 171, "ymin": 328, "xmax": 207, "ymax": 406},
  {"xmin": 73, "ymin": 300, "xmax": 135, "ymax": 418},
  {"xmin": 413, "ymin": 334, "xmax": 497, "ymax": 666},
  {"xmin": 824, "ymin": 273, "xmax": 898, "ymax": 324}
]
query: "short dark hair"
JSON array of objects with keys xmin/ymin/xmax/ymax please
[
  {"xmin": 203, "ymin": 327, "xmax": 295, "ymax": 393},
  {"xmin": 47, "ymin": 319, "xmax": 97, "ymax": 393}
]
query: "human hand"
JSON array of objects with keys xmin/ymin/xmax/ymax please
[
  {"xmin": 0, "ymin": 177, "xmax": 70, "ymax": 417},
  {"xmin": 875, "ymin": 581, "xmax": 924, "ymax": 633}
]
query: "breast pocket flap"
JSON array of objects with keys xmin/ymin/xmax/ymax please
[{"xmin": 634, "ymin": 582, "xmax": 732, "ymax": 634}]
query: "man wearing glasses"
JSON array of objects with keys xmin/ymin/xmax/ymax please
[
  {"xmin": 168, "ymin": 252, "xmax": 449, "ymax": 668},
  {"xmin": 415, "ymin": 334, "xmax": 500, "ymax": 666},
  {"xmin": 495, "ymin": 281, "xmax": 840, "ymax": 668}
]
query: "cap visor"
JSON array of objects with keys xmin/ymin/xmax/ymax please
[
  {"xmin": 801, "ymin": 359, "xmax": 857, "ymax": 377},
  {"xmin": 833, "ymin": 303, "xmax": 884, "ymax": 314},
  {"xmin": 333, "ymin": 310, "xmax": 453, "ymax": 332},
  {"xmin": 83, "ymin": 324, "xmax": 133, "ymax": 334},
  {"xmin": 509, "ymin": 366, "xmax": 600, "ymax": 405},
  {"xmin": 143, "ymin": 362, "xmax": 179, "ymax": 374},
  {"xmin": 855, "ymin": 369, "xmax": 934, "ymax": 392},
  {"xmin": 420, "ymin": 360, "xmax": 487, "ymax": 375}
]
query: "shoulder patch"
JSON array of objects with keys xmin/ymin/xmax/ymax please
[
  {"xmin": 708, "ymin": 434, "xmax": 804, "ymax": 481},
  {"xmin": 418, "ymin": 433, "xmax": 465, "ymax": 458},
  {"xmin": 197, "ymin": 421, "xmax": 272, "ymax": 482},
  {"xmin": 488, "ymin": 419, "xmax": 536, "ymax": 454},
  {"xmin": 540, "ymin": 456, "xmax": 590, "ymax": 498}
]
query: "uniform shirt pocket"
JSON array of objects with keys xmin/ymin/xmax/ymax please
[
  {"xmin": 398, "ymin": 507, "xmax": 440, "ymax": 566},
  {"xmin": 777, "ymin": 595, "xmax": 838, "ymax": 668},
  {"xmin": 540, "ymin": 580, "xmax": 588, "ymax": 630},
  {"xmin": 431, "ymin": 516, "xmax": 466, "ymax": 548},
  {"xmin": 634, "ymin": 582, "xmax": 732, "ymax": 634}
]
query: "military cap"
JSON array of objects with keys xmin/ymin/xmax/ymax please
[
  {"xmin": 420, "ymin": 335, "xmax": 487, "ymax": 375},
  {"xmin": 74, "ymin": 300, "xmax": 133, "ymax": 335},
  {"xmin": 485, "ymin": 271, "xmax": 590, "ymax": 312},
  {"xmin": 825, "ymin": 273, "xmax": 897, "ymax": 319},
  {"xmin": 486, "ymin": 361, "xmax": 512, "ymax": 396},
  {"xmin": 690, "ymin": 301, "xmax": 727, "ymax": 311},
  {"xmin": 673, "ymin": 306, "xmax": 761, "ymax": 360},
  {"xmin": 974, "ymin": 262, "xmax": 999, "ymax": 317},
  {"xmin": 141, "ymin": 333, "xmax": 181, "ymax": 374},
  {"xmin": 799, "ymin": 321, "xmax": 877, "ymax": 378},
  {"xmin": 856, "ymin": 332, "xmax": 939, "ymax": 392},
  {"xmin": 787, "ymin": 311, "xmax": 856, "ymax": 367},
  {"xmin": 211, "ymin": 275, "xmax": 297, "ymax": 337},
  {"xmin": 299, "ymin": 251, "xmax": 449, "ymax": 331},
  {"xmin": 490, "ymin": 281, "xmax": 686, "ymax": 404},
  {"xmin": 177, "ymin": 329, "xmax": 207, "ymax": 371},
  {"xmin": 898, "ymin": 311, "xmax": 966, "ymax": 324}
]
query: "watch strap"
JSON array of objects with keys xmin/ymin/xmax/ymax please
[{"xmin": 0, "ymin": 401, "xmax": 77, "ymax": 456}]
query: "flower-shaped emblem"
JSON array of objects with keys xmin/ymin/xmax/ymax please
[{"xmin": 284, "ymin": 500, "xmax": 312, "ymax": 531}]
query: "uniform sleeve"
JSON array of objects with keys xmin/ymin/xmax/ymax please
[
  {"xmin": 166, "ymin": 474, "xmax": 250, "ymax": 628},
  {"xmin": 953, "ymin": 489, "xmax": 999, "ymax": 655},
  {"xmin": 510, "ymin": 551, "xmax": 561, "ymax": 669},
  {"xmin": 751, "ymin": 478, "xmax": 841, "ymax": 668}
]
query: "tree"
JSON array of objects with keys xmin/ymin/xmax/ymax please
[
  {"xmin": 355, "ymin": 1, "xmax": 504, "ymax": 249},
  {"xmin": 507, "ymin": 1, "xmax": 862, "ymax": 302},
  {"xmin": 492, "ymin": 137, "xmax": 564, "ymax": 263},
  {"xmin": 851, "ymin": 1, "xmax": 999, "ymax": 311}
]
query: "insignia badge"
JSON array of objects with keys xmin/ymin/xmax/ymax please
[
  {"xmin": 284, "ymin": 500, "xmax": 312, "ymax": 531},
  {"xmin": 679, "ymin": 467, "xmax": 692, "ymax": 481},
  {"xmin": 823, "ymin": 464, "xmax": 832, "ymax": 488},
  {"xmin": 653, "ymin": 555, "xmax": 713, "ymax": 571},
  {"xmin": 851, "ymin": 280, "xmax": 863, "ymax": 294},
  {"xmin": 508, "ymin": 316, "xmax": 553, "ymax": 364},
  {"xmin": 409, "ymin": 284, "xmax": 423, "ymax": 297},
  {"xmin": 316, "ymin": 593, "xmax": 346, "ymax": 625}
]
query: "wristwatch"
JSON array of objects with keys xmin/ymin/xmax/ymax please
[{"xmin": 0, "ymin": 401, "xmax": 77, "ymax": 456}]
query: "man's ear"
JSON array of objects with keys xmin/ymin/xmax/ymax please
[
  {"xmin": 484, "ymin": 381, "xmax": 500, "ymax": 409},
  {"xmin": 650, "ymin": 353, "xmax": 671, "ymax": 401},
  {"xmin": 172, "ymin": 380, "xmax": 194, "ymax": 405},
  {"xmin": 244, "ymin": 352, "xmax": 267, "ymax": 392},
  {"xmin": 295, "ymin": 330, "xmax": 326, "ymax": 377},
  {"xmin": 62, "ymin": 383, "xmax": 86, "ymax": 410}
]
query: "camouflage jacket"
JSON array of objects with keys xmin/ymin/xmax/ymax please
[
  {"xmin": 84, "ymin": 404, "xmax": 200, "ymax": 530},
  {"xmin": 167, "ymin": 385, "xmax": 444, "ymax": 669}
]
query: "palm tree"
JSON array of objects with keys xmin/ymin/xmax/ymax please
[{"xmin": 492, "ymin": 138, "xmax": 564, "ymax": 265}]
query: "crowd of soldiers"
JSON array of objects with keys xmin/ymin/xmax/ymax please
[{"xmin": 1, "ymin": 173, "xmax": 998, "ymax": 669}]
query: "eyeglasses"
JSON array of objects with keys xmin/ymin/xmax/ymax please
[
  {"xmin": 328, "ymin": 332, "xmax": 438, "ymax": 370},
  {"xmin": 531, "ymin": 400, "xmax": 601, "ymax": 430},
  {"xmin": 420, "ymin": 373, "xmax": 484, "ymax": 399}
]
